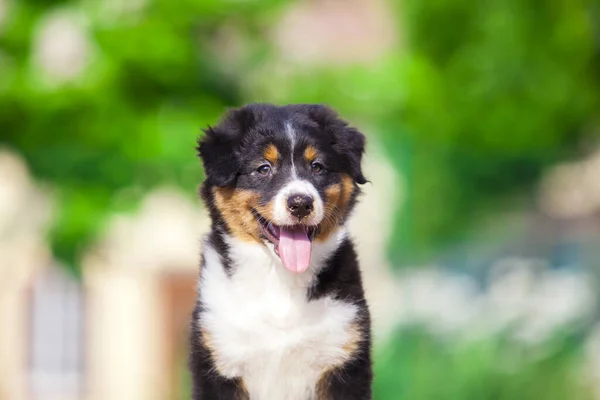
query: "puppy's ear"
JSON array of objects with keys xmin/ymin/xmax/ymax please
[
  {"xmin": 197, "ymin": 107, "xmax": 255, "ymax": 187},
  {"xmin": 333, "ymin": 125, "xmax": 367, "ymax": 184},
  {"xmin": 307, "ymin": 104, "xmax": 367, "ymax": 184}
]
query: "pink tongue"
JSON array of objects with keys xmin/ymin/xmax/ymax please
[{"xmin": 278, "ymin": 227, "xmax": 312, "ymax": 273}]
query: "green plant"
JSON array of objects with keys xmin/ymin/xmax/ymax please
[
  {"xmin": 374, "ymin": 327, "xmax": 594, "ymax": 400},
  {"xmin": 0, "ymin": 0, "xmax": 288, "ymax": 271}
]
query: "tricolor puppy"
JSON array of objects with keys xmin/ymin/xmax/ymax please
[{"xmin": 190, "ymin": 103, "xmax": 372, "ymax": 400}]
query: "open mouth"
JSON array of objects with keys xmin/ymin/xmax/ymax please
[{"xmin": 252, "ymin": 209, "xmax": 317, "ymax": 274}]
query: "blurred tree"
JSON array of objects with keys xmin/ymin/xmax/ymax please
[
  {"xmin": 0, "ymin": 0, "xmax": 286, "ymax": 272},
  {"xmin": 2, "ymin": 0, "xmax": 599, "ymax": 269},
  {"xmin": 392, "ymin": 0, "xmax": 600, "ymax": 262}
]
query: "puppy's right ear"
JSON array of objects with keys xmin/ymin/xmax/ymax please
[
  {"xmin": 197, "ymin": 107, "xmax": 254, "ymax": 187},
  {"xmin": 305, "ymin": 104, "xmax": 367, "ymax": 184}
]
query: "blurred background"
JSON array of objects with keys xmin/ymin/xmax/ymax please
[{"xmin": 1, "ymin": 0, "xmax": 600, "ymax": 399}]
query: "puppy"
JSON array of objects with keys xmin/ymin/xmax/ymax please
[{"xmin": 190, "ymin": 103, "xmax": 372, "ymax": 400}]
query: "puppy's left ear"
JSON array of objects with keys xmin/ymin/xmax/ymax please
[
  {"xmin": 197, "ymin": 106, "xmax": 255, "ymax": 186},
  {"xmin": 307, "ymin": 104, "xmax": 367, "ymax": 184},
  {"xmin": 197, "ymin": 125, "xmax": 240, "ymax": 186}
]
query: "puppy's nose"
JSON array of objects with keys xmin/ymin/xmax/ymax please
[{"xmin": 287, "ymin": 194, "xmax": 314, "ymax": 219}]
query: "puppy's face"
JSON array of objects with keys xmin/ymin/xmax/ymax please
[{"xmin": 198, "ymin": 104, "xmax": 366, "ymax": 273}]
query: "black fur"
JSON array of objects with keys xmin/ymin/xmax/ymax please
[
  {"xmin": 190, "ymin": 103, "xmax": 372, "ymax": 399},
  {"xmin": 309, "ymin": 238, "xmax": 373, "ymax": 399},
  {"xmin": 303, "ymin": 104, "xmax": 367, "ymax": 185},
  {"xmin": 197, "ymin": 103, "xmax": 366, "ymax": 190}
]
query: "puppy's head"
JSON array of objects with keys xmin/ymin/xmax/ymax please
[{"xmin": 198, "ymin": 103, "xmax": 366, "ymax": 273}]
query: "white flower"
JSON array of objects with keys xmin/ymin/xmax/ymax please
[
  {"xmin": 515, "ymin": 269, "xmax": 595, "ymax": 343},
  {"xmin": 389, "ymin": 257, "xmax": 595, "ymax": 345},
  {"xmin": 483, "ymin": 257, "xmax": 541, "ymax": 334},
  {"xmin": 395, "ymin": 268, "xmax": 482, "ymax": 337},
  {"xmin": 32, "ymin": 9, "xmax": 92, "ymax": 83}
]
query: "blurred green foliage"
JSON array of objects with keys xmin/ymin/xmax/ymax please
[
  {"xmin": 394, "ymin": 0, "xmax": 600, "ymax": 261},
  {"xmin": 2, "ymin": 0, "xmax": 599, "ymax": 267},
  {"xmin": 0, "ymin": 0, "xmax": 286, "ymax": 270},
  {"xmin": 374, "ymin": 327, "xmax": 594, "ymax": 400},
  {"xmin": 1, "ymin": 1, "xmax": 599, "ymax": 399}
]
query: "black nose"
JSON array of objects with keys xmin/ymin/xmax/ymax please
[{"xmin": 287, "ymin": 194, "xmax": 314, "ymax": 219}]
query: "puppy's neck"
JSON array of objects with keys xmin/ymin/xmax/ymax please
[{"xmin": 214, "ymin": 227, "xmax": 347, "ymax": 292}]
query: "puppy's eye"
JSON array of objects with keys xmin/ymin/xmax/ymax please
[
  {"xmin": 257, "ymin": 164, "xmax": 272, "ymax": 175},
  {"xmin": 311, "ymin": 162, "xmax": 324, "ymax": 173}
]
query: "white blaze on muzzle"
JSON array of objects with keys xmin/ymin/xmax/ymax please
[{"xmin": 271, "ymin": 180, "xmax": 324, "ymax": 273}]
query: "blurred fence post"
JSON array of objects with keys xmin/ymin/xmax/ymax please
[{"xmin": 0, "ymin": 150, "xmax": 53, "ymax": 400}]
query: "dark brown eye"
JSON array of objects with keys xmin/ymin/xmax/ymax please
[
  {"xmin": 311, "ymin": 162, "xmax": 324, "ymax": 173},
  {"xmin": 257, "ymin": 164, "xmax": 271, "ymax": 175}
]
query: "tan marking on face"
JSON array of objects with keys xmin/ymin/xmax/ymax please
[
  {"xmin": 264, "ymin": 144, "xmax": 279, "ymax": 164},
  {"xmin": 315, "ymin": 321, "xmax": 363, "ymax": 399},
  {"xmin": 213, "ymin": 187, "xmax": 276, "ymax": 243},
  {"xmin": 304, "ymin": 145, "xmax": 318, "ymax": 162},
  {"xmin": 316, "ymin": 174, "xmax": 355, "ymax": 242}
]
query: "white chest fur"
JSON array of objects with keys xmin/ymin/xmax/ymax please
[{"xmin": 198, "ymin": 230, "xmax": 358, "ymax": 400}]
